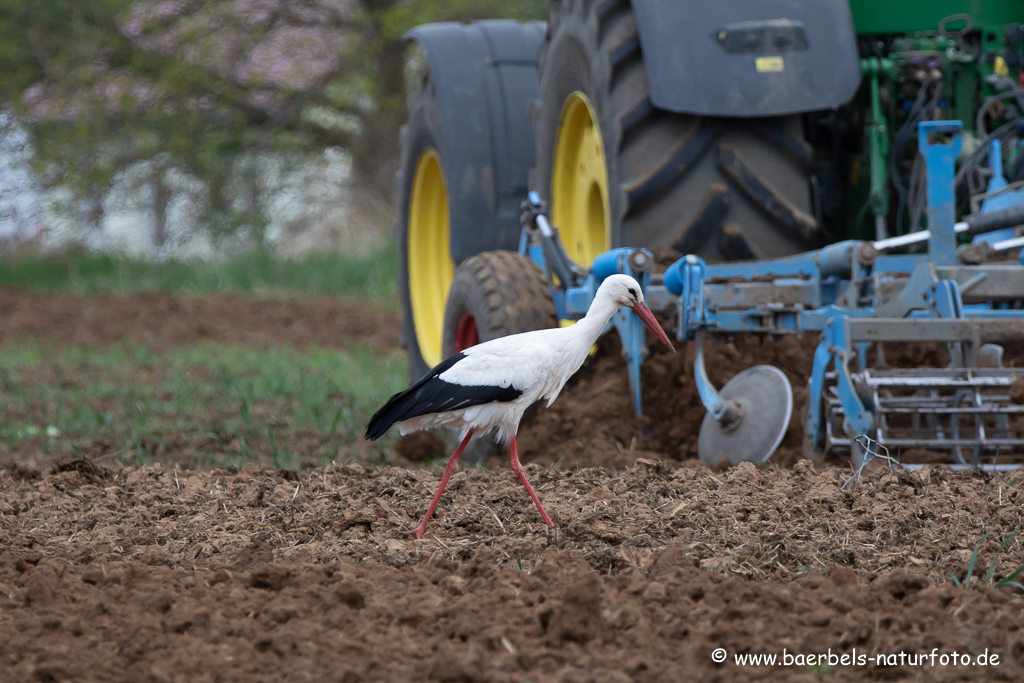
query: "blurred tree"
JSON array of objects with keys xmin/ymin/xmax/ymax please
[{"xmin": 0, "ymin": 0, "xmax": 546, "ymax": 242}]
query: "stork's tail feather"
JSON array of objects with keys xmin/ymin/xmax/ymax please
[
  {"xmin": 365, "ymin": 389, "xmax": 413, "ymax": 441},
  {"xmin": 365, "ymin": 352, "xmax": 468, "ymax": 441},
  {"xmin": 364, "ymin": 350, "xmax": 525, "ymax": 441}
]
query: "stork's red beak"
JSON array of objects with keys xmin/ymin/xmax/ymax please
[{"xmin": 632, "ymin": 302, "xmax": 675, "ymax": 353}]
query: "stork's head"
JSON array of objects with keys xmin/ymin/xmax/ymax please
[
  {"xmin": 600, "ymin": 274, "xmax": 646, "ymax": 308},
  {"xmin": 599, "ymin": 275, "xmax": 675, "ymax": 353}
]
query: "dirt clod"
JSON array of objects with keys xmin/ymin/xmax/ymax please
[
  {"xmin": 395, "ymin": 431, "xmax": 447, "ymax": 463},
  {"xmin": 249, "ymin": 564, "xmax": 291, "ymax": 591},
  {"xmin": 1011, "ymin": 376, "xmax": 1024, "ymax": 405}
]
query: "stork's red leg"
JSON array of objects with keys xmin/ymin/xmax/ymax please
[
  {"xmin": 411, "ymin": 429, "xmax": 475, "ymax": 539},
  {"xmin": 510, "ymin": 436, "xmax": 554, "ymax": 527}
]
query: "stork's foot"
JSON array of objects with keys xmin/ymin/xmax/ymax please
[{"xmin": 510, "ymin": 436, "xmax": 554, "ymax": 527}]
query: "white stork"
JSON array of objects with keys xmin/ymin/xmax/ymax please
[{"xmin": 366, "ymin": 274, "xmax": 674, "ymax": 538}]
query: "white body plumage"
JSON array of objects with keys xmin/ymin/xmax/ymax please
[
  {"xmin": 394, "ymin": 322, "xmax": 599, "ymax": 443},
  {"xmin": 366, "ymin": 274, "xmax": 674, "ymax": 445}
]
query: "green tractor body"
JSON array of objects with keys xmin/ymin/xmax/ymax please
[
  {"xmin": 850, "ymin": 0, "xmax": 1024, "ymax": 34},
  {"xmin": 396, "ymin": 0, "xmax": 1024, "ymax": 383}
]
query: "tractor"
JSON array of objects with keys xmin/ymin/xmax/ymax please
[{"xmin": 393, "ymin": 0, "xmax": 1024, "ymax": 467}]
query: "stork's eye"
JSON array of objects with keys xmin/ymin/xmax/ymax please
[{"xmin": 627, "ymin": 287, "xmax": 638, "ymax": 300}]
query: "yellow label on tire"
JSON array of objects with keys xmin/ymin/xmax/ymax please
[{"xmin": 756, "ymin": 56, "xmax": 784, "ymax": 73}]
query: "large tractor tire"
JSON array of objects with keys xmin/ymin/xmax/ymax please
[
  {"xmin": 397, "ymin": 73, "xmax": 452, "ymax": 383},
  {"xmin": 397, "ymin": 21, "xmax": 545, "ymax": 385},
  {"xmin": 535, "ymin": 0, "xmax": 821, "ymax": 264},
  {"xmin": 442, "ymin": 251, "xmax": 558, "ymax": 358}
]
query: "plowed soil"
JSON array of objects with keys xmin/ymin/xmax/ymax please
[
  {"xmin": 0, "ymin": 289, "xmax": 400, "ymax": 352},
  {"xmin": 3, "ymin": 460, "xmax": 1023, "ymax": 682},
  {"xmin": 2, "ymin": 289, "xmax": 1024, "ymax": 682}
]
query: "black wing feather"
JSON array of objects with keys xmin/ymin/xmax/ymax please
[{"xmin": 365, "ymin": 352, "xmax": 523, "ymax": 440}]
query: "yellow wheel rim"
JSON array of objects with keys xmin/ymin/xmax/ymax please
[
  {"xmin": 408, "ymin": 148, "xmax": 453, "ymax": 368},
  {"xmin": 551, "ymin": 91, "xmax": 611, "ymax": 266}
]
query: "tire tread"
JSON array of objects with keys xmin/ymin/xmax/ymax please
[
  {"xmin": 442, "ymin": 251, "xmax": 558, "ymax": 359},
  {"xmin": 536, "ymin": 0, "xmax": 819, "ymax": 260}
]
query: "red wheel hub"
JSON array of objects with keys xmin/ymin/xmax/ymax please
[{"xmin": 454, "ymin": 311, "xmax": 480, "ymax": 352}]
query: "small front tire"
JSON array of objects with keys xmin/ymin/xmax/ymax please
[{"xmin": 442, "ymin": 251, "xmax": 558, "ymax": 357}]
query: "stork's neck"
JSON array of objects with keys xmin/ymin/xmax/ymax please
[{"xmin": 564, "ymin": 293, "xmax": 621, "ymax": 352}]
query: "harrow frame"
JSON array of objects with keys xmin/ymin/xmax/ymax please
[{"xmin": 519, "ymin": 121, "xmax": 1024, "ymax": 468}]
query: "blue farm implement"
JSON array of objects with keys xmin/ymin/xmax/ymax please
[{"xmin": 518, "ymin": 121, "xmax": 1024, "ymax": 471}]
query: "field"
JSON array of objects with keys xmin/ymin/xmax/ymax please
[{"xmin": 2, "ymin": 250, "xmax": 1024, "ymax": 682}]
